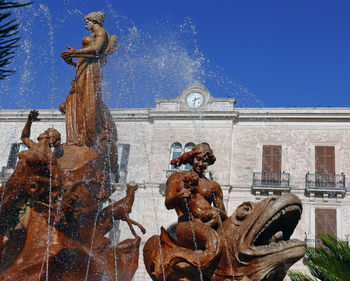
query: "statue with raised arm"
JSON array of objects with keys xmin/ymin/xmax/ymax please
[{"xmin": 0, "ymin": 110, "xmax": 62, "ymax": 233}]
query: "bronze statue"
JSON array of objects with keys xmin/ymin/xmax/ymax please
[
  {"xmin": 144, "ymin": 144, "xmax": 305, "ymax": 281},
  {"xmin": 58, "ymin": 11, "xmax": 119, "ymax": 183},
  {"xmin": 97, "ymin": 184, "xmax": 146, "ymax": 238},
  {"xmin": 0, "ymin": 110, "xmax": 62, "ymax": 233},
  {"xmin": 166, "ymin": 144, "xmax": 227, "ymax": 227},
  {"xmin": 60, "ymin": 11, "xmax": 118, "ymax": 148},
  {"xmin": 0, "ymin": 12, "xmax": 145, "ymax": 281}
]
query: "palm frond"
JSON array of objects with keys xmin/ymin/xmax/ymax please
[
  {"xmin": 288, "ymin": 233, "xmax": 350, "ymax": 281},
  {"xmin": 288, "ymin": 270, "xmax": 316, "ymax": 281},
  {"xmin": 0, "ymin": 1, "xmax": 31, "ymax": 80}
]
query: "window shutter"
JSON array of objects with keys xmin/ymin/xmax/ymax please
[
  {"xmin": 120, "ymin": 144, "xmax": 130, "ymax": 170},
  {"xmin": 117, "ymin": 144, "xmax": 130, "ymax": 183},
  {"xmin": 272, "ymin": 145, "xmax": 282, "ymax": 174},
  {"xmin": 315, "ymin": 146, "xmax": 335, "ymax": 174},
  {"xmin": 262, "ymin": 145, "xmax": 281, "ymax": 173},
  {"xmin": 7, "ymin": 143, "xmax": 20, "ymax": 169},
  {"xmin": 315, "ymin": 208, "xmax": 337, "ymax": 247},
  {"xmin": 315, "ymin": 146, "xmax": 335, "ymax": 187},
  {"xmin": 262, "ymin": 145, "xmax": 282, "ymax": 183}
]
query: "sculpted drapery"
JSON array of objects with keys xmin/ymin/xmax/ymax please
[{"xmin": 61, "ymin": 11, "xmax": 118, "ymax": 148}]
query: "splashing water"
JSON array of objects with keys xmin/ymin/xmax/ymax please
[
  {"xmin": 0, "ymin": 1, "xmax": 262, "ymax": 110},
  {"xmin": 84, "ymin": 212, "xmax": 99, "ymax": 281},
  {"xmin": 184, "ymin": 198, "xmax": 204, "ymax": 281},
  {"xmin": 137, "ymin": 120, "xmax": 167, "ymax": 281},
  {"xmin": 0, "ymin": 2, "xmax": 264, "ymax": 280},
  {"xmin": 211, "ymin": 191, "xmax": 235, "ymax": 279}
]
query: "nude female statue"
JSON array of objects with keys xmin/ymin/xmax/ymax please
[
  {"xmin": 166, "ymin": 143, "xmax": 227, "ymax": 227},
  {"xmin": 60, "ymin": 11, "xmax": 118, "ymax": 148},
  {"xmin": 165, "ymin": 144, "xmax": 227, "ymax": 263}
]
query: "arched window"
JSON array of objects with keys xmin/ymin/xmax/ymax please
[
  {"xmin": 167, "ymin": 142, "xmax": 212, "ymax": 179},
  {"xmin": 184, "ymin": 142, "xmax": 195, "ymax": 170},
  {"xmin": 170, "ymin": 142, "xmax": 182, "ymax": 169}
]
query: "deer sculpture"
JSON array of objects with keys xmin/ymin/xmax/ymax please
[{"xmin": 97, "ymin": 184, "xmax": 146, "ymax": 238}]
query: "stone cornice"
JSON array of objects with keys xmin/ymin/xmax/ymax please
[
  {"xmin": 0, "ymin": 110, "xmax": 65, "ymax": 122},
  {"xmin": 237, "ymin": 108, "xmax": 350, "ymax": 122},
  {"xmin": 1, "ymin": 107, "xmax": 350, "ymax": 123}
]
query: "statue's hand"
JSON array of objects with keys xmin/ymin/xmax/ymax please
[
  {"xmin": 59, "ymin": 102, "xmax": 66, "ymax": 115},
  {"xmin": 61, "ymin": 46, "xmax": 76, "ymax": 62},
  {"xmin": 178, "ymin": 187, "xmax": 191, "ymax": 199},
  {"xmin": 170, "ymin": 159, "xmax": 180, "ymax": 168},
  {"xmin": 28, "ymin": 110, "xmax": 40, "ymax": 122},
  {"xmin": 204, "ymin": 207, "xmax": 222, "ymax": 227},
  {"xmin": 183, "ymin": 171, "xmax": 199, "ymax": 188}
]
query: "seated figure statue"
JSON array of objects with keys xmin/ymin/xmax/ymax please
[{"xmin": 144, "ymin": 144, "xmax": 306, "ymax": 281}]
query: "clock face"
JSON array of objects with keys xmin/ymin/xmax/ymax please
[{"xmin": 187, "ymin": 92, "xmax": 204, "ymax": 108}]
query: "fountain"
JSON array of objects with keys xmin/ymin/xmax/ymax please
[
  {"xmin": 143, "ymin": 144, "xmax": 306, "ymax": 281},
  {"xmin": 0, "ymin": 11, "xmax": 145, "ymax": 281},
  {"xmin": 0, "ymin": 7, "xmax": 307, "ymax": 281}
]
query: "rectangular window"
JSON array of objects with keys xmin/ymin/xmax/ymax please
[
  {"xmin": 315, "ymin": 146, "xmax": 335, "ymax": 187},
  {"xmin": 117, "ymin": 143, "xmax": 130, "ymax": 183},
  {"xmin": 262, "ymin": 145, "xmax": 282, "ymax": 185},
  {"xmin": 7, "ymin": 143, "xmax": 20, "ymax": 169},
  {"xmin": 315, "ymin": 208, "xmax": 336, "ymax": 247}
]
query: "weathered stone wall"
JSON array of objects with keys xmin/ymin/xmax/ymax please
[{"xmin": 1, "ymin": 105, "xmax": 350, "ymax": 280}]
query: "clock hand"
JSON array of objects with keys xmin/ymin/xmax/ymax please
[{"xmin": 193, "ymin": 97, "xmax": 199, "ymax": 106}]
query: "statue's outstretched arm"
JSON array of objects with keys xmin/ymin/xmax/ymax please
[
  {"xmin": 21, "ymin": 110, "xmax": 40, "ymax": 148},
  {"xmin": 62, "ymin": 29, "xmax": 107, "ymax": 60}
]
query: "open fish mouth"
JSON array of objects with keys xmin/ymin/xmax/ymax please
[{"xmin": 253, "ymin": 204, "xmax": 303, "ymax": 250}]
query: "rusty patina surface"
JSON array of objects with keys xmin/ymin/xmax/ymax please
[
  {"xmin": 144, "ymin": 144, "xmax": 305, "ymax": 281},
  {"xmin": 0, "ymin": 12, "xmax": 144, "ymax": 281}
]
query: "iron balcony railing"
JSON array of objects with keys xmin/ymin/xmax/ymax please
[
  {"xmin": 304, "ymin": 238, "xmax": 316, "ymax": 247},
  {"xmin": 304, "ymin": 237, "xmax": 349, "ymax": 248},
  {"xmin": 305, "ymin": 172, "xmax": 345, "ymax": 189},
  {"xmin": 252, "ymin": 172, "xmax": 290, "ymax": 188}
]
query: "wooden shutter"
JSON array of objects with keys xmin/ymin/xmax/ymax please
[
  {"xmin": 7, "ymin": 143, "xmax": 20, "ymax": 169},
  {"xmin": 117, "ymin": 144, "xmax": 130, "ymax": 183},
  {"xmin": 315, "ymin": 208, "xmax": 336, "ymax": 247},
  {"xmin": 315, "ymin": 146, "xmax": 335, "ymax": 186},
  {"xmin": 262, "ymin": 145, "xmax": 281, "ymax": 184},
  {"xmin": 315, "ymin": 146, "xmax": 335, "ymax": 174}
]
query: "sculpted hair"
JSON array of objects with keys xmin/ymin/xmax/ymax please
[
  {"xmin": 46, "ymin": 128, "xmax": 61, "ymax": 147},
  {"xmin": 170, "ymin": 143, "xmax": 216, "ymax": 167},
  {"xmin": 85, "ymin": 11, "xmax": 105, "ymax": 26}
]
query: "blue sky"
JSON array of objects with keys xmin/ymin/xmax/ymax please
[{"xmin": 0, "ymin": 0, "xmax": 349, "ymax": 109}]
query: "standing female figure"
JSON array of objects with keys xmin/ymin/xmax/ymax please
[{"xmin": 61, "ymin": 11, "xmax": 118, "ymax": 148}]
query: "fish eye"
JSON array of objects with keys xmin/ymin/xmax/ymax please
[{"xmin": 236, "ymin": 202, "xmax": 252, "ymax": 221}]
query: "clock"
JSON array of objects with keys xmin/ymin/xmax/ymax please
[{"xmin": 186, "ymin": 92, "xmax": 204, "ymax": 108}]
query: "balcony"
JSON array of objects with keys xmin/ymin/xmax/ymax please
[
  {"xmin": 305, "ymin": 172, "xmax": 346, "ymax": 199},
  {"xmin": 304, "ymin": 238, "xmax": 316, "ymax": 247},
  {"xmin": 252, "ymin": 172, "xmax": 291, "ymax": 196}
]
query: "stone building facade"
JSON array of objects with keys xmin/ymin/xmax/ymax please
[{"xmin": 1, "ymin": 83, "xmax": 349, "ymax": 279}]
